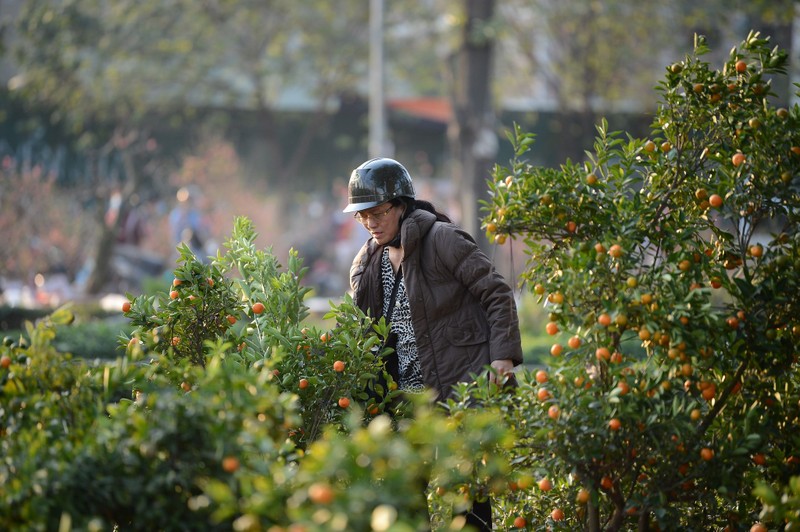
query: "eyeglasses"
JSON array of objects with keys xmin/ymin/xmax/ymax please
[{"xmin": 354, "ymin": 205, "xmax": 394, "ymax": 224}]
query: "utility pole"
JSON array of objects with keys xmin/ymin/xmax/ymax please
[{"xmin": 368, "ymin": 0, "xmax": 387, "ymax": 158}]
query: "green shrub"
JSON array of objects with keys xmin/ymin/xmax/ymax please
[
  {"xmin": 0, "ymin": 306, "xmax": 50, "ymax": 331},
  {"xmin": 53, "ymin": 319, "xmax": 134, "ymax": 359},
  {"xmin": 0, "ymin": 308, "xmax": 134, "ymax": 530},
  {"xmin": 0, "ymin": 303, "xmax": 513, "ymax": 531},
  {"xmin": 122, "ymin": 217, "xmax": 404, "ymax": 445},
  {"xmin": 3, "ymin": 317, "xmax": 134, "ymax": 361}
]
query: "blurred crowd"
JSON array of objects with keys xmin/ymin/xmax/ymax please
[{"xmin": 1, "ymin": 154, "xmax": 459, "ymax": 310}]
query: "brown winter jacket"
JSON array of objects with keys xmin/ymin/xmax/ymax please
[{"xmin": 350, "ymin": 208, "xmax": 524, "ymax": 402}]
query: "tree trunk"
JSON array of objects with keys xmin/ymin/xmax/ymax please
[
  {"xmin": 587, "ymin": 499, "xmax": 601, "ymax": 532},
  {"xmin": 84, "ymin": 152, "xmax": 114, "ymax": 295},
  {"xmin": 85, "ymin": 223, "xmax": 118, "ymax": 294},
  {"xmin": 84, "ymin": 134, "xmax": 141, "ymax": 294},
  {"xmin": 448, "ymin": 0, "xmax": 497, "ymax": 253}
]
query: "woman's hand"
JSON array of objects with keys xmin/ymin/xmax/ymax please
[{"xmin": 489, "ymin": 359, "xmax": 515, "ymax": 384}]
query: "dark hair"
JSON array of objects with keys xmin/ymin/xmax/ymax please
[{"xmin": 386, "ymin": 197, "xmax": 451, "ymax": 248}]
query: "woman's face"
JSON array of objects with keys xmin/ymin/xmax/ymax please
[{"xmin": 355, "ymin": 202, "xmax": 404, "ymax": 245}]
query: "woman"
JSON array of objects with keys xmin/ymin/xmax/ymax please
[{"xmin": 343, "ymin": 157, "xmax": 523, "ymax": 531}]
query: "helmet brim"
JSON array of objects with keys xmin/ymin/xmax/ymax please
[{"xmin": 342, "ymin": 200, "xmax": 383, "ymax": 213}]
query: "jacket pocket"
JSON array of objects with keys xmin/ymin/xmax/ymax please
[{"xmin": 445, "ymin": 320, "xmax": 488, "ymax": 346}]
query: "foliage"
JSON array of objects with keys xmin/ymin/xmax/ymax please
[
  {"xmin": 499, "ymin": 0, "xmax": 668, "ymax": 111},
  {"xmin": 123, "ymin": 216, "xmax": 403, "ymax": 445},
  {"xmin": 0, "ymin": 221, "xmax": 516, "ymax": 531},
  {"xmin": 516, "ymin": 292, "xmax": 561, "ymax": 366},
  {"xmin": 753, "ymin": 475, "xmax": 800, "ymax": 529},
  {"xmin": 495, "ymin": 0, "xmax": 794, "ymax": 164},
  {"xmin": 482, "ymin": 31, "xmax": 800, "ymax": 530},
  {"xmin": 50, "ymin": 319, "xmax": 134, "ymax": 360},
  {"xmin": 2, "ymin": 304, "xmax": 134, "ymax": 361},
  {"xmin": 6, "ymin": 0, "xmax": 373, "ymax": 188},
  {"xmin": 498, "ymin": 0, "xmax": 794, "ymax": 110},
  {"xmin": 0, "ymin": 159, "xmax": 93, "ymax": 280},
  {"xmin": 1, "ymin": 305, "xmax": 295, "ymax": 530},
  {"xmin": 0, "ymin": 306, "xmax": 51, "ymax": 332},
  {"xmin": 124, "ymin": 241, "xmax": 242, "ymax": 368},
  {"xmin": 0, "ymin": 307, "xmax": 126, "ymax": 530}
]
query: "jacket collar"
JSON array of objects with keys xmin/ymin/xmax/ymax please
[
  {"xmin": 399, "ymin": 208, "xmax": 437, "ymax": 258},
  {"xmin": 361, "ymin": 208, "xmax": 438, "ymax": 265}
]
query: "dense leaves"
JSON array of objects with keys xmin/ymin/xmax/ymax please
[
  {"xmin": 482, "ymin": 32, "xmax": 800, "ymax": 530},
  {"xmin": 2, "ymin": 216, "xmax": 515, "ymax": 531}
]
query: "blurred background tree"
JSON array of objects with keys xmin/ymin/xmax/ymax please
[
  {"xmin": 497, "ymin": 0, "xmax": 794, "ymax": 162},
  {"xmin": 0, "ymin": 0, "xmax": 795, "ymax": 298}
]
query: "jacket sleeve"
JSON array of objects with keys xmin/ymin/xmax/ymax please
[
  {"xmin": 349, "ymin": 241, "xmax": 383, "ymax": 319},
  {"xmin": 435, "ymin": 224, "xmax": 524, "ymax": 365}
]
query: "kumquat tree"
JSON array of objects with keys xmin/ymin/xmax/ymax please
[
  {"xmin": 477, "ymin": 32, "xmax": 800, "ymax": 530},
  {"xmin": 123, "ymin": 216, "xmax": 404, "ymax": 445}
]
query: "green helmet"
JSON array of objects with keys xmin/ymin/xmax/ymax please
[{"xmin": 342, "ymin": 157, "xmax": 416, "ymax": 213}]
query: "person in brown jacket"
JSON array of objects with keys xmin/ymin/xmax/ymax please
[{"xmin": 343, "ymin": 157, "xmax": 524, "ymax": 531}]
